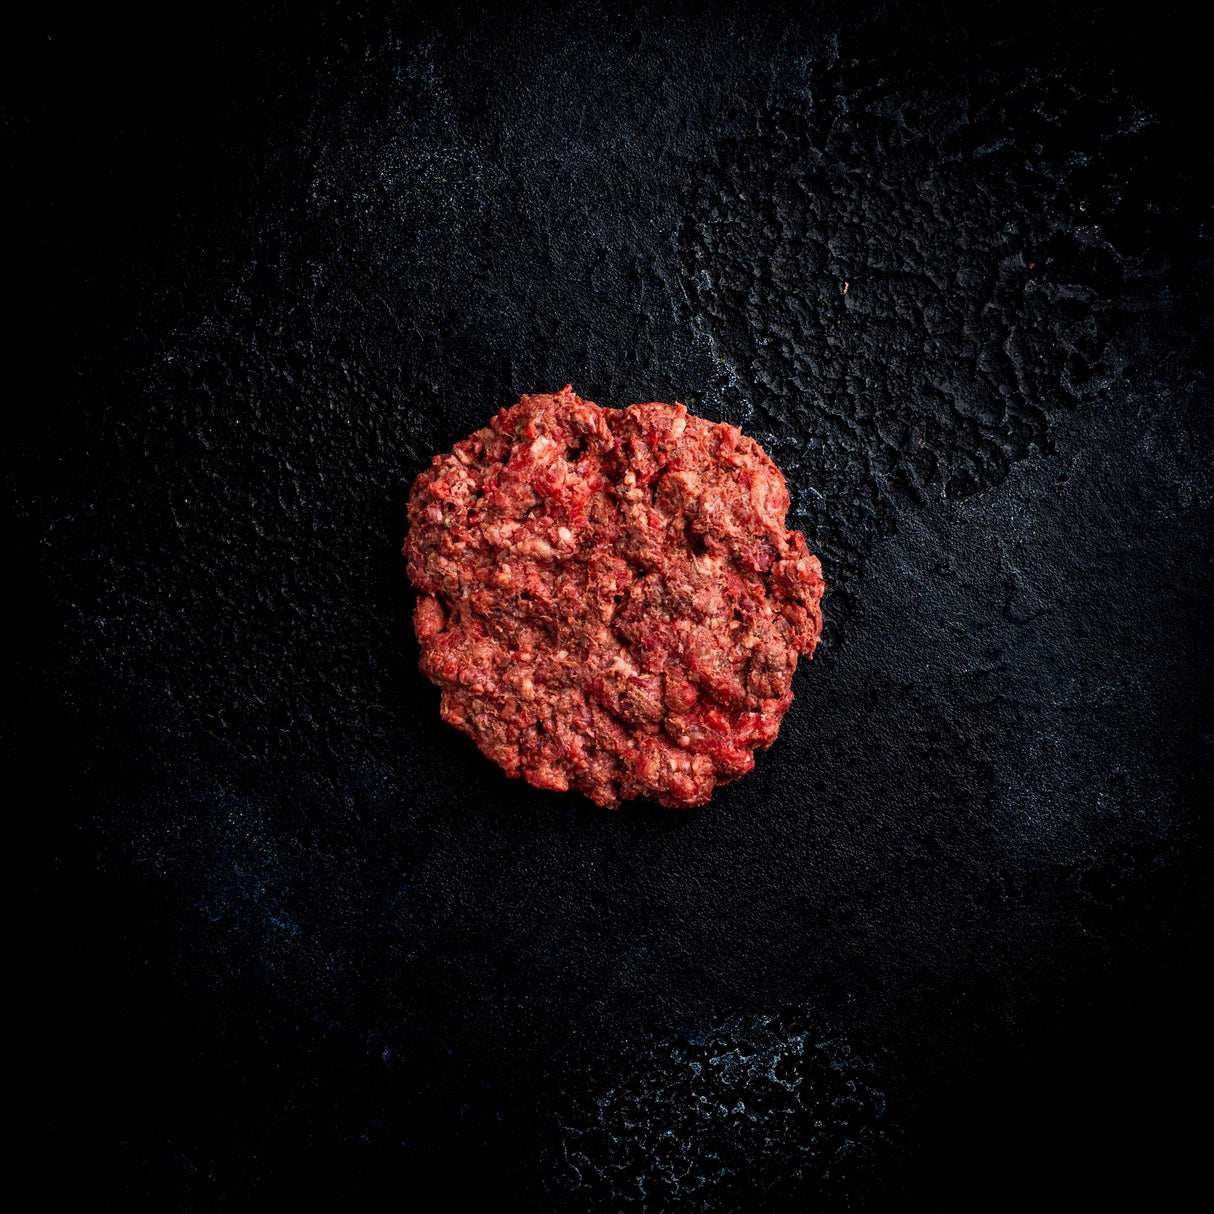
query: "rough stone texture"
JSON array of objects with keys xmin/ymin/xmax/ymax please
[
  {"xmin": 12, "ymin": 1, "xmax": 1211, "ymax": 1208},
  {"xmin": 548, "ymin": 1008, "xmax": 890, "ymax": 1210}
]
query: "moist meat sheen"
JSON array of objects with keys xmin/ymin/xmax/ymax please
[{"xmin": 403, "ymin": 386, "xmax": 825, "ymax": 808}]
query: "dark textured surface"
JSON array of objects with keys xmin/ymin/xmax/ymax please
[
  {"xmin": 11, "ymin": 1, "xmax": 1211, "ymax": 1207},
  {"xmin": 548, "ymin": 1007, "xmax": 889, "ymax": 1209}
]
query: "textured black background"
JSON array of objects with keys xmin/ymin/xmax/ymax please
[{"xmin": 10, "ymin": 1, "xmax": 1212, "ymax": 1208}]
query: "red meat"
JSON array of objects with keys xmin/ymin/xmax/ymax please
[{"xmin": 403, "ymin": 386, "xmax": 824, "ymax": 808}]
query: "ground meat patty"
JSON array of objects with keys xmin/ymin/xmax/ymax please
[{"xmin": 403, "ymin": 386, "xmax": 825, "ymax": 808}]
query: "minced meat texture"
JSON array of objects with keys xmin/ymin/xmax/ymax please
[{"xmin": 403, "ymin": 385, "xmax": 825, "ymax": 809}]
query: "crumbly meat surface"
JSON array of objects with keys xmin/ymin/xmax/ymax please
[{"xmin": 403, "ymin": 386, "xmax": 825, "ymax": 808}]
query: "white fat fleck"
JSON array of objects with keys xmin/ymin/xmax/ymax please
[
  {"xmin": 529, "ymin": 435, "xmax": 560, "ymax": 460},
  {"xmin": 606, "ymin": 652, "xmax": 639, "ymax": 678},
  {"xmin": 513, "ymin": 537, "xmax": 556, "ymax": 559},
  {"xmin": 483, "ymin": 519, "xmax": 521, "ymax": 547}
]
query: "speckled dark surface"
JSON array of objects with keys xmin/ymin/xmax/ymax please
[{"xmin": 11, "ymin": 1, "xmax": 1211, "ymax": 1207}]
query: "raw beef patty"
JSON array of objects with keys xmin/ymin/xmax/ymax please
[{"xmin": 403, "ymin": 386, "xmax": 824, "ymax": 808}]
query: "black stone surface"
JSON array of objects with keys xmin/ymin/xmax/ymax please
[{"xmin": 11, "ymin": 1, "xmax": 1211, "ymax": 1208}]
